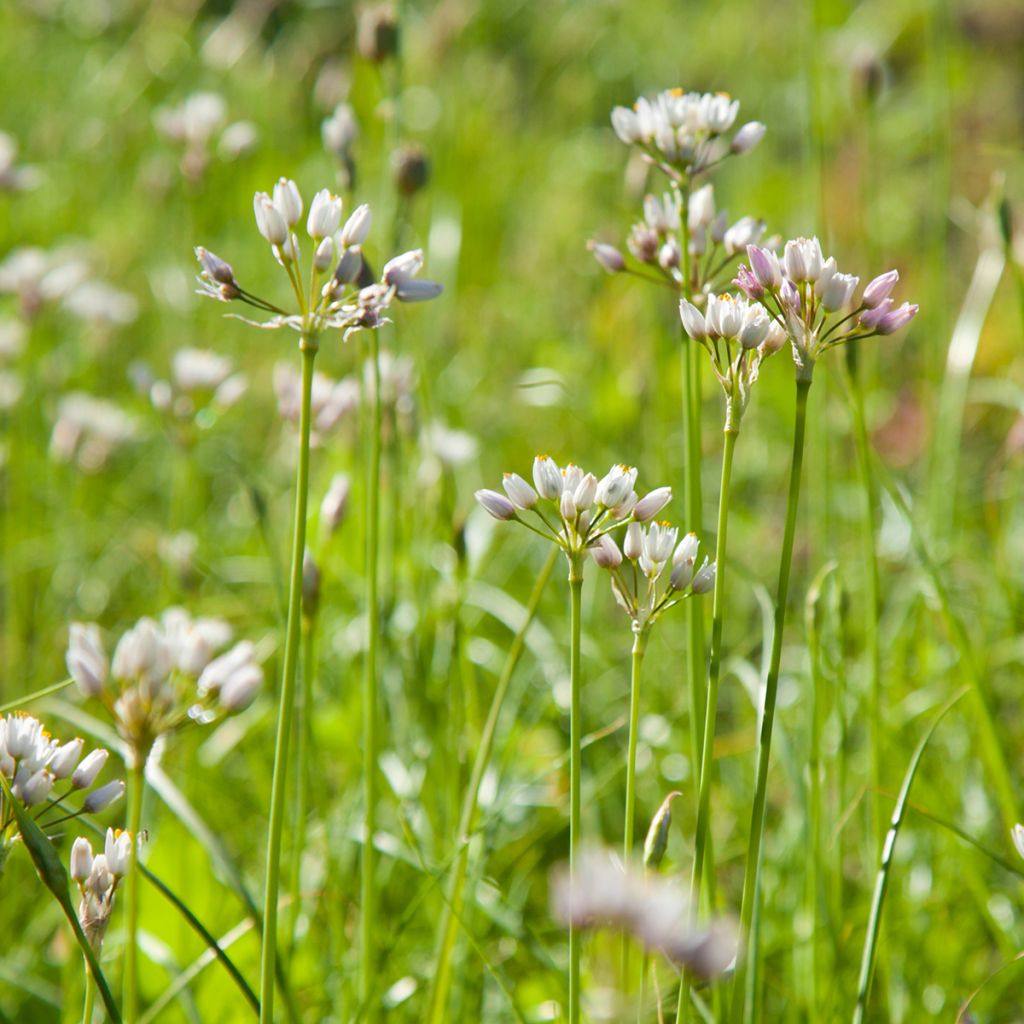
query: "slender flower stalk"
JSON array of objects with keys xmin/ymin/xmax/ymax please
[
  {"xmin": 194, "ymin": 178, "xmax": 440, "ymax": 1023},
  {"xmin": 122, "ymin": 759, "xmax": 145, "ymax": 1021},
  {"xmin": 729, "ymin": 240, "xmax": 917, "ymax": 1023},
  {"xmin": 360, "ymin": 327, "xmax": 382, "ymax": 1019},
  {"xmin": 476, "ymin": 457, "xmax": 670, "ymax": 1023}
]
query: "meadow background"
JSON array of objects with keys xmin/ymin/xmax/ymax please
[{"xmin": 2, "ymin": 0, "xmax": 1024, "ymax": 1020}]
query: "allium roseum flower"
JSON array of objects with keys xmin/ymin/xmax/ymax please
[
  {"xmin": 195, "ymin": 177, "xmax": 441, "ymax": 342},
  {"xmin": 737, "ymin": 237, "xmax": 918, "ymax": 380},
  {"xmin": 550, "ymin": 847, "xmax": 736, "ymax": 978},
  {"xmin": 0, "ymin": 713, "xmax": 122, "ymax": 878},
  {"xmin": 148, "ymin": 347, "xmax": 248, "ymax": 430},
  {"xmin": 593, "ymin": 526, "xmax": 714, "ymax": 632},
  {"xmin": 679, "ymin": 292, "xmax": 786, "ymax": 426},
  {"xmin": 65, "ymin": 609, "xmax": 263, "ymax": 755},
  {"xmin": 611, "ymin": 89, "xmax": 764, "ymax": 180},
  {"xmin": 70, "ymin": 828, "xmax": 138, "ymax": 952},
  {"xmin": 49, "ymin": 392, "xmax": 139, "ymax": 472},
  {"xmin": 475, "ymin": 457, "xmax": 671, "ymax": 561}
]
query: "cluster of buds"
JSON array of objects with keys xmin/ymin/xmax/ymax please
[
  {"xmin": 591, "ymin": 524, "xmax": 714, "ymax": 632},
  {"xmin": 679, "ymin": 292, "xmax": 786, "ymax": 427},
  {"xmin": 70, "ymin": 828, "xmax": 136, "ymax": 952},
  {"xmin": 49, "ymin": 392, "xmax": 140, "ymax": 473},
  {"xmin": 590, "ymin": 182, "xmax": 768, "ymax": 296},
  {"xmin": 551, "ymin": 847, "xmax": 735, "ymax": 977},
  {"xmin": 611, "ymin": 89, "xmax": 765, "ymax": 181},
  {"xmin": 147, "ymin": 348, "xmax": 248, "ymax": 435},
  {"xmin": 66, "ymin": 609, "xmax": 263, "ymax": 757},
  {"xmin": 736, "ymin": 237, "xmax": 918, "ymax": 380},
  {"xmin": 154, "ymin": 91, "xmax": 258, "ymax": 181},
  {"xmin": 475, "ymin": 458, "xmax": 671, "ymax": 563},
  {"xmin": 195, "ymin": 176, "xmax": 441, "ymax": 343},
  {"xmin": 1, "ymin": 713, "xmax": 122, "ymax": 876}
]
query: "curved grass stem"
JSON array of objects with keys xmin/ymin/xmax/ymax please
[
  {"xmin": 731, "ymin": 377, "xmax": 811, "ymax": 1024},
  {"xmin": 426, "ymin": 547, "xmax": 557, "ymax": 1024},
  {"xmin": 259, "ymin": 339, "xmax": 317, "ymax": 1024}
]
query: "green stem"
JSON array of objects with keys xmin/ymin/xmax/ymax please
[
  {"xmin": 678, "ymin": 419, "xmax": 739, "ymax": 1024},
  {"xmin": 260, "ymin": 339, "xmax": 317, "ymax": 1024},
  {"xmin": 843, "ymin": 359, "xmax": 882, "ymax": 842},
  {"xmin": 621, "ymin": 628, "xmax": 648, "ymax": 995},
  {"xmin": 82, "ymin": 964, "xmax": 96, "ymax": 1024},
  {"xmin": 288, "ymin": 614, "xmax": 317, "ymax": 954},
  {"xmin": 124, "ymin": 754, "xmax": 146, "ymax": 1023},
  {"xmin": 360, "ymin": 328, "xmax": 383, "ymax": 1020},
  {"xmin": 426, "ymin": 548, "xmax": 557, "ymax": 1024},
  {"xmin": 731, "ymin": 378, "xmax": 811, "ymax": 1024},
  {"xmin": 568, "ymin": 553, "xmax": 585, "ymax": 1024}
]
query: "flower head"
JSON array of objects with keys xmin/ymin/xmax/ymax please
[
  {"xmin": 738, "ymin": 239, "xmax": 918, "ymax": 380},
  {"xmin": 66, "ymin": 610, "xmax": 263, "ymax": 754}
]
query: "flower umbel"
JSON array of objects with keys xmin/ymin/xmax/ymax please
[{"xmin": 195, "ymin": 177, "xmax": 441, "ymax": 344}]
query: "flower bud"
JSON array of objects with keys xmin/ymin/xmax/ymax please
[
  {"xmin": 503, "ymin": 473, "xmax": 538, "ymax": 510},
  {"xmin": 332, "ymin": 247, "xmax": 363, "ymax": 287},
  {"xmin": 559, "ymin": 490, "xmax": 576, "ymax": 521},
  {"xmin": 874, "ymin": 302, "xmax": 918, "ymax": 335},
  {"xmin": 573, "ymin": 473, "xmax": 598, "ymax": 512},
  {"xmin": 862, "ymin": 269, "xmax": 899, "ymax": 308},
  {"xmin": 692, "ymin": 560, "xmax": 716, "ymax": 594},
  {"xmin": 104, "ymin": 828, "xmax": 133, "ymax": 878},
  {"xmin": 623, "ymin": 522, "xmax": 643, "ymax": 561},
  {"xmin": 610, "ymin": 106, "xmax": 642, "ymax": 144},
  {"xmin": 395, "ymin": 277, "xmax": 443, "ymax": 302},
  {"xmin": 587, "ymin": 241, "xmax": 625, "ymax": 274},
  {"xmin": 67, "ymin": 623, "xmax": 108, "ymax": 698},
  {"xmin": 314, "ymin": 237, "xmax": 335, "ymax": 273},
  {"xmin": 596, "ymin": 465, "xmax": 637, "ymax": 509},
  {"xmin": 321, "ymin": 473, "xmax": 351, "ymax": 534},
  {"xmin": 747, "ymin": 245, "xmax": 781, "ymax": 290},
  {"xmin": 70, "ymin": 837, "xmax": 94, "ymax": 883},
  {"xmin": 633, "ymin": 487, "xmax": 671, "ymax": 522},
  {"xmin": 392, "ymin": 145, "xmax": 430, "ymax": 196},
  {"xmin": 734, "ymin": 265, "xmax": 763, "ymax": 300},
  {"xmin": 658, "ymin": 240, "xmax": 680, "ymax": 271},
  {"xmin": 532, "ymin": 455, "xmax": 563, "ymax": 500},
  {"xmin": 307, "ymin": 188, "xmax": 342, "ymax": 240},
  {"xmin": 19, "ymin": 768, "xmax": 54, "ymax": 806},
  {"xmin": 358, "ymin": 4, "xmax": 400, "ymax": 63},
  {"xmin": 84, "ymin": 779, "xmax": 125, "ymax": 813},
  {"xmin": 220, "ymin": 664, "xmax": 263, "ymax": 711},
  {"xmin": 643, "ymin": 791, "xmax": 681, "ymax": 870},
  {"xmin": 50, "ymin": 738, "xmax": 84, "ymax": 779},
  {"xmin": 709, "ymin": 210, "xmax": 729, "ymax": 245},
  {"xmin": 688, "ymin": 185, "xmax": 715, "ymax": 231},
  {"xmin": 475, "ymin": 489, "xmax": 516, "ymax": 521},
  {"xmin": 591, "ymin": 533, "xmax": 622, "ymax": 569},
  {"xmin": 254, "ymin": 192, "xmax": 288, "ymax": 246},
  {"xmin": 679, "ymin": 300, "xmax": 707, "ymax": 341},
  {"xmin": 340, "ymin": 204, "xmax": 372, "ymax": 248},
  {"xmin": 72, "ymin": 748, "xmax": 109, "ymax": 789},
  {"xmin": 272, "ymin": 178, "xmax": 303, "ymax": 226},
  {"xmin": 194, "ymin": 246, "xmax": 236, "ymax": 286},
  {"xmin": 731, "ymin": 121, "xmax": 766, "ymax": 154}
]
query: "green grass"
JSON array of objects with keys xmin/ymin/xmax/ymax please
[{"xmin": 2, "ymin": 0, "xmax": 1024, "ymax": 1021}]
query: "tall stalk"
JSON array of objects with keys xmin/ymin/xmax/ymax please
[
  {"xmin": 568, "ymin": 552, "xmax": 585, "ymax": 1024},
  {"xmin": 260, "ymin": 339, "xmax": 317, "ymax": 1024},
  {"xmin": 82, "ymin": 964, "xmax": 96, "ymax": 1024},
  {"xmin": 621, "ymin": 627, "xmax": 648, "ymax": 994},
  {"xmin": 123, "ymin": 755, "xmax": 146, "ymax": 1023},
  {"xmin": 426, "ymin": 548, "xmax": 557, "ymax": 1024},
  {"xmin": 677, "ymin": 415, "xmax": 739, "ymax": 1024},
  {"xmin": 360, "ymin": 328, "xmax": 383, "ymax": 1020},
  {"xmin": 731, "ymin": 377, "xmax": 811, "ymax": 1024}
]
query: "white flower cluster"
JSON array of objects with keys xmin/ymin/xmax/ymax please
[
  {"xmin": 49, "ymin": 392, "xmax": 140, "ymax": 473},
  {"xmin": 70, "ymin": 828, "xmax": 137, "ymax": 952},
  {"xmin": 611, "ymin": 89, "xmax": 765, "ymax": 178},
  {"xmin": 148, "ymin": 348, "xmax": 248, "ymax": 426},
  {"xmin": 475, "ymin": 458, "xmax": 672, "ymax": 560},
  {"xmin": 1, "ymin": 713, "xmax": 122, "ymax": 877},
  {"xmin": 591, "ymin": 524, "xmax": 714, "ymax": 631},
  {"xmin": 679, "ymin": 292, "xmax": 786, "ymax": 423},
  {"xmin": 154, "ymin": 91, "xmax": 258, "ymax": 180},
  {"xmin": 739, "ymin": 238, "xmax": 918, "ymax": 380},
  {"xmin": 550, "ymin": 847, "xmax": 736, "ymax": 978},
  {"xmin": 196, "ymin": 176, "xmax": 441, "ymax": 341},
  {"xmin": 66, "ymin": 608, "xmax": 263, "ymax": 754}
]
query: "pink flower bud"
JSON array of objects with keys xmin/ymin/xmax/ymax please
[
  {"xmin": 862, "ymin": 269, "xmax": 899, "ymax": 308},
  {"xmin": 475, "ymin": 489, "xmax": 516, "ymax": 521}
]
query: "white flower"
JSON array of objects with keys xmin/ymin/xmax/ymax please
[
  {"xmin": 307, "ymin": 189, "xmax": 343, "ymax": 240},
  {"xmin": 340, "ymin": 203, "xmax": 372, "ymax": 247},
  {"xmin": 272, "ymin": 178, "xmax": 303, "ymax": 226},
  {"xmin": 67, "ymin": 623, "xmax": 108, "ymax": 698},
  {"xmin": 253, "ymin": 192, "xmax": 288, "ymax": 246}
]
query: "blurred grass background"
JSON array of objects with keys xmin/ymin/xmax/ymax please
[{"xmin": 1, "ymin": 0, "xmax": 1024, "ymax": 1020}]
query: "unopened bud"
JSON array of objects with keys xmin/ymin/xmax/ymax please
[
  {"xmin": 643, "ymin": 791, "xmax": 681, "ymax": 870},
  {"xmin": 84, "ymin": 779, "xmax": 125, "ymax": 813},
  {"xmin": 358, "ymin": 4, "xmax": 400, "ymax": 63},
  {"xmin": 392, "ymin": 145, "xmax": 430, "ymax": 197},
  {"xmin": 587, "ymin": 241, "xmax": 625, "ymax": 274},
  {"xmin": 475, "ymin": 489, "xmax": 516, "ymax": 521},
  {"xmin": 633, "ymin": 487, "xmax": 672, "ymax": 523}
]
